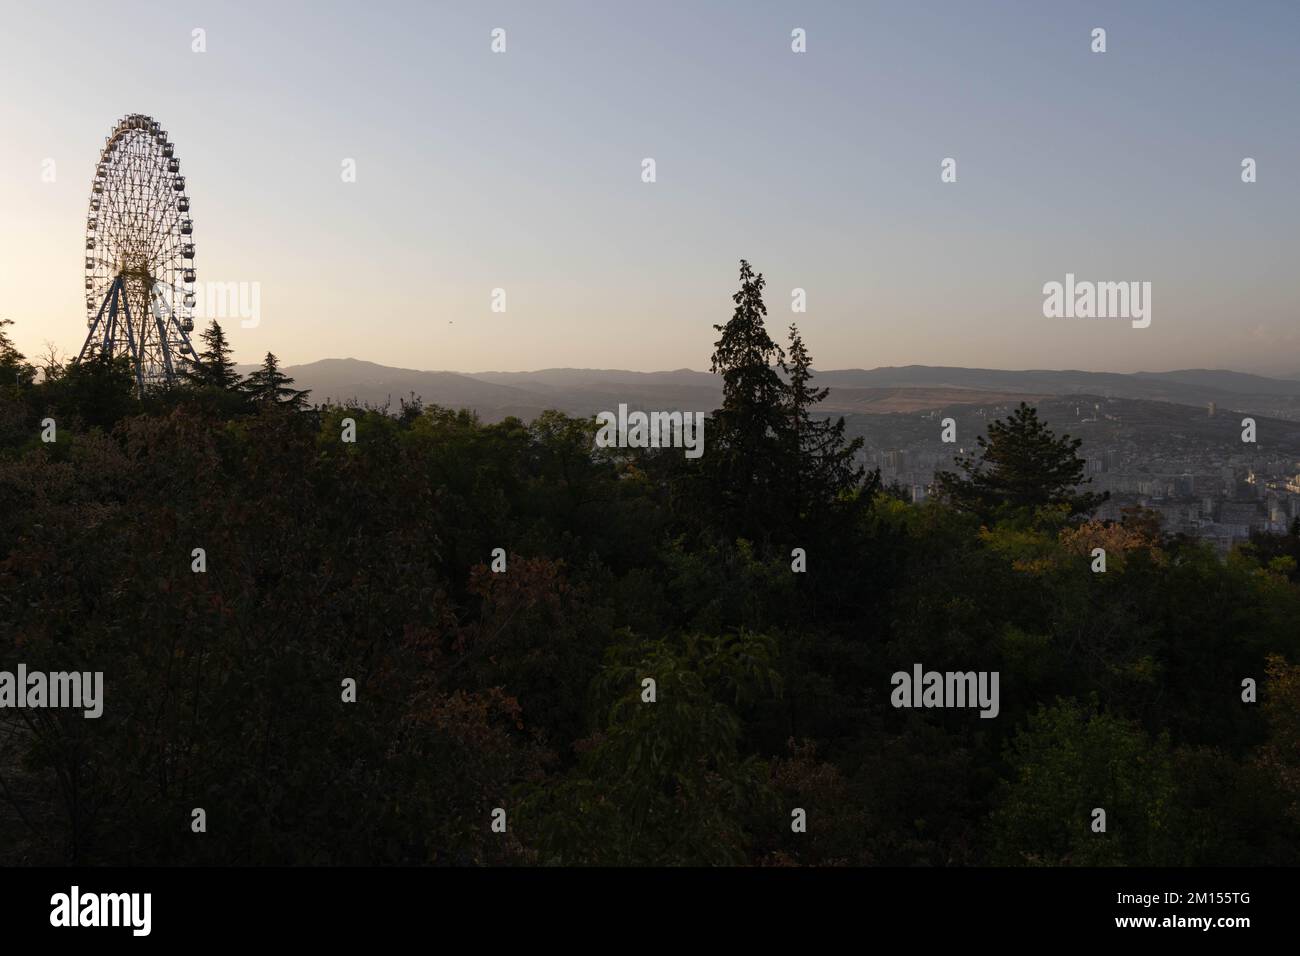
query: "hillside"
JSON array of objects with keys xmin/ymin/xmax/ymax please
[{"xmin": 251, "ymin": 360, "xmax": 1300, "ymax": 422}]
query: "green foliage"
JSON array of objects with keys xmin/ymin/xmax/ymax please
[
  {"xmin": 516, "ymin": 629, "xmax": 781, "ymax": 865},
  {"xmin": 990, "ymin": 699, "xmax": 1176, "ymax": 865}
]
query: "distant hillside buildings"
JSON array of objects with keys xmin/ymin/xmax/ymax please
[{"xmin": 866, "ymin": 397, "xmax": 1300, "ymax": 553}]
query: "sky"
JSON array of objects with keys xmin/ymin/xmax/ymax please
[{"xmin": 0, "ymin": 0, "xmax": 1297, "ymax": 375}]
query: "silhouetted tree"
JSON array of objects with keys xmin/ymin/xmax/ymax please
[
  {"xmin": 243, "ymin": 351, "xmax": 310, "ymax": 408},
  {"xmin": 397, "ymin": 391, "xmax": 424, "ymax": 427},
  {"xmin": 184, "ymin": 320, "xmax": 242, "ymax": 389},
  {"xmin": 781, "ymin": 322, "xmax": 869, "ymax": 517},
  {"xmin": 935, "ymin": 402, "xmax": 1106, "ymax": 520},
  {"xmin": 42, "ymin": 352, "xmax": 137, "ymax": 430},
  {"xmin": 704, "ymin": 260, "xmax": 789, "ymax": 537},
  {"xmin": 0, "ymin": 318, "xmax": 35, "ymax": 390}
]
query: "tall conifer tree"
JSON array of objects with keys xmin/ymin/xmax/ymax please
[
  {"xmin": 183, "ymin": 320, "xmax": 242, "ymax": 390},
  {"xmin": 782, "ymin": 323, "xmax": 867, "ymax": 518},
  {"xmin": 705, "ymin": 260, "xmax": 789, "ymax": 536},
  {"xmin": 243, "ymin": 351, "xmax": 310, "ymax": 409}
]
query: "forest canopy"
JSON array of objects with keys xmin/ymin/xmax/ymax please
[{"xmin": 1, "ymin": 267, "xmax": 1298, "ymax": 866}]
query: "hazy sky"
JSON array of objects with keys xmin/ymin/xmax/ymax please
[{"xmin": 1, "ymin": 0, "xmax": 1297, "ymax": 374}]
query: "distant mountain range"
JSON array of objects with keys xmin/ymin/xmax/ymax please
[{"xmin": 238, "ymin": 359, "xmax": 1300, "ymax": 422}]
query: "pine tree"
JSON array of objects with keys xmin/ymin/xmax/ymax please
[
  {"xmin": 712, "ymin": 260, "xmax": 786, "ymax": 413},
  {"xmin": 183, "ymin": 320, "xmax": 242, "ymax": 389},
  {"xmin": 705, "ymin": 260, "xmax": 789, "ymax": 535},
  {"xmin": 243, "ymin": 352, "xmax": 310, "ymax": 409},
  {"xmin": 935, "ymin": 402, "xmax": 1106, "ymax": 519},
  {"xmin": 782, "ymin": 323, "xmax": 868, "ymax": 516}
]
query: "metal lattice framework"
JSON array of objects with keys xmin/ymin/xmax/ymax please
[{"xmin": 78, "ymin": 113, "xmax": 197, "ymax": 391}]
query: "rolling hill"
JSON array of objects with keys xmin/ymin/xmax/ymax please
[{"xmin": 242, "ymin": 359, "xmax": 1300, "ymax": 423}]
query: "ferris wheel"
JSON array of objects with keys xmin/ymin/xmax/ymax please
[{"xmin": 78, "ymin": 113, "xmax": 198, "ymax": 390}]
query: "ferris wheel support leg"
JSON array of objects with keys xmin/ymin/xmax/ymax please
[
  {"xmin": 117, "ymin": 283, "xmax": 147, "ymax": 394},
  {"xmin": 78, "ymin": 280, "xmax": 116, "ymax": 361},
  {"xmin": 149, "ymin": 291, "xmax": 176, "ymax": 382},
  {"xmin": 102, "ymin": 276, "xmax": 122, "ymax": 355}
]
